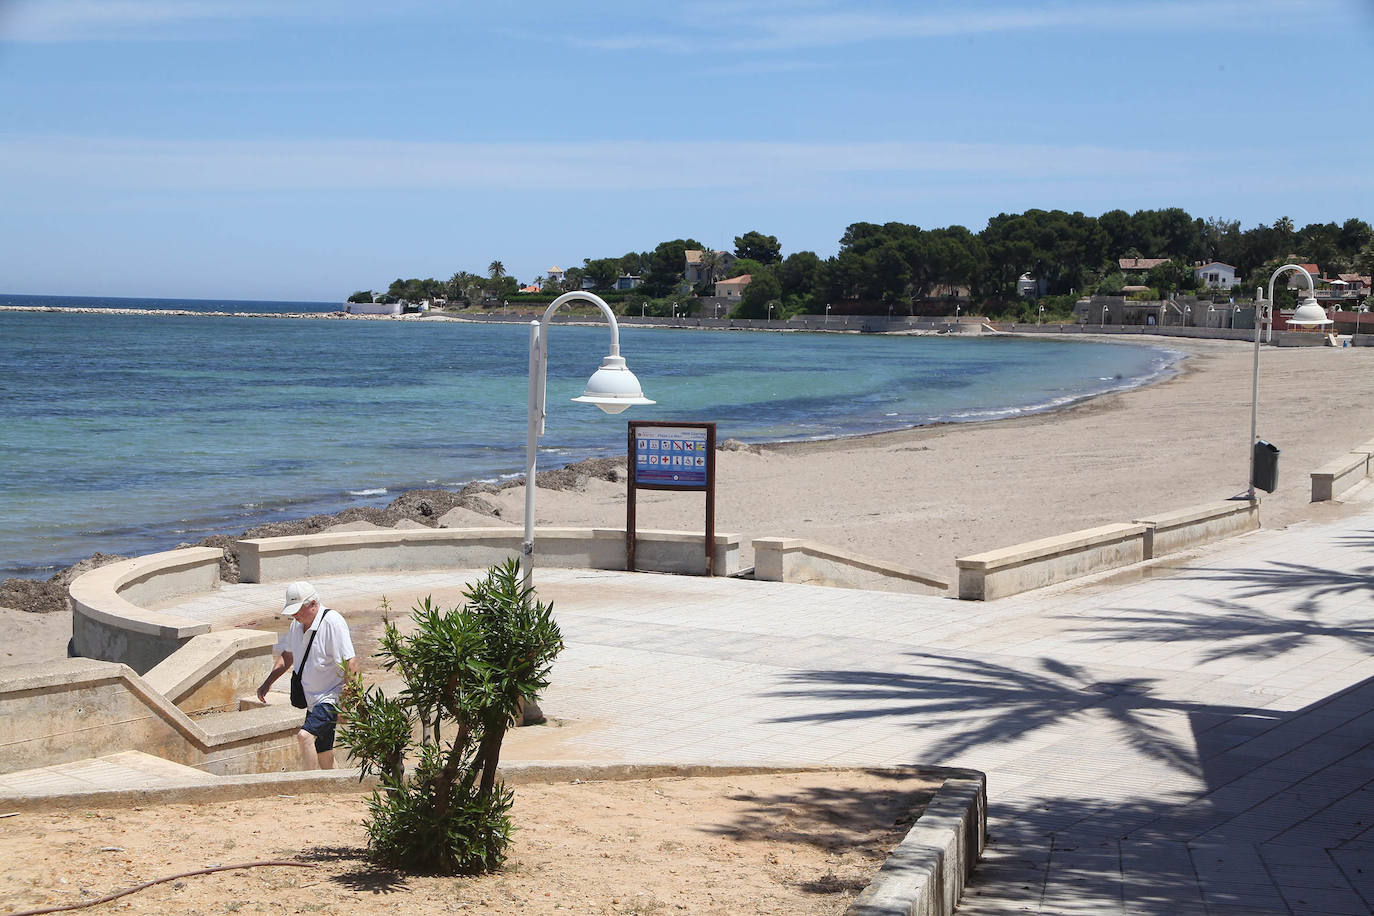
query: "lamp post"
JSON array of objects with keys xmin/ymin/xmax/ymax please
[
  {"xmin": 825, "ymin": 303, "xmax": 831, "ymax": 325},
  {"xmin": 640, "ymin": 304, "xmax": 646, "ymax": 318},
  {"xmin": 524, "ymin": 292, "xmax": 653, "ymax": 586},
  {"xmin": 768, "ymin": 303, "xmax": 774, "ymax": 322},
  {"xmin": 1246, "ymin": 265, "xmax": 1318, "ymax": 499},
  {"xmin": 1357, "ymin": 303, "xmax": 1367, "ymax": 340},
  {"xmin": 1101, "ymin": 305, "xmax": 1108, "ymax": 327},
  {"xmin": 1037, "ymin": 303, "xmax": 1044, "ymax": 325},
  {"xmin": 1183, "ymin": 305, "xmax": 1191, "ymax": 328},
  {"xmin": 955, "ymin": 304, "xmax": 961, "ymax": 322}
]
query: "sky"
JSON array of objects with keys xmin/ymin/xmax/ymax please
[{"xmin": 1, "ymin": 0, "xmax": 1371, "ymax": 302}]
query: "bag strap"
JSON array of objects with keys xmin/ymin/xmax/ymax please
[{"xmin": 293, "ymin": 608, "xmax": 329, "ymax": 675}]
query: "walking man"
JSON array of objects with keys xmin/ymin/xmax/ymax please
[{"xmin": 257, "ymin": 581, "xmax": 358, "ymax": 770}]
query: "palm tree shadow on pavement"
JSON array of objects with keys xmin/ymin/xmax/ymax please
[{"xmin": 766, "ymin": 652, "xmax": 1227, "ymax": 774}]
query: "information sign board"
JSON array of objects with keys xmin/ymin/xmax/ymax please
[
  {"xmin": 632, "ymin": 426, "xmax": 710, "ymax": 489},
  {"xmin": 627, "ymin": 421, "xmax": 716, "ymax": 575}
]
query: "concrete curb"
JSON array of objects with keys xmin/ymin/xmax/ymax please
[{"xmin": 846, "ymin": 774, "xmax": 987, "ymax": 916}]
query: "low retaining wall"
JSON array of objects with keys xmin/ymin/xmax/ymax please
[
  {"xmin": 752, "ymin": 537, "xmax": 948, "ymax": 595},
  {"xmin": 70, "ymin": 546, "xmax": 223, "ymax": 674},
  {"xmin": 958, "ymin": 500, "xmax": 1262, "ymax": 601},
  {"xmin": 143, "ymin": 630, "xmax": 279, "ymax": 715},
  {"xmin": 0, "ymin": 658, "xmax": 301, "ymax": 778},
  {"xmin": 237, "ymin": 526, "xmax": 740, "ymax": 582},
  {"xmin": 1135, "ymin": 500, "xmax": 1259, "ymax": 557},
  {"xmin": 957, "ymin": 523, "xmax": 1147, "ymax": 601},
  {"xmin": 1311, "ymin": 440, "xmax": 1374, "ymax": 502}
]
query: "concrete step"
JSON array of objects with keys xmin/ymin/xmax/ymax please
[
  {"xmin": 0, "ymin": 750, "xmax": 214, "ymax": 799},
  {"xmin": 194, "ymin": 701, "xmax": 302, "ymax": 742}
]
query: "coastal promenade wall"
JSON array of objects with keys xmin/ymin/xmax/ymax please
[{"xmin": 956, "ymin": 500, "xmax": 1260, "ymax": 601}]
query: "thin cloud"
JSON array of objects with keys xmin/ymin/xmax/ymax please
[
  {"xmin": 571, "ymin": 0, "xmax": 1348, "ymax": 54},
  {"xmin": 0, "ymin": 0, "xmax": 402, "ymax": 42},
  {"xmin": 0, "ymin": 136, "xmax": 1207, "ymax": 194}
]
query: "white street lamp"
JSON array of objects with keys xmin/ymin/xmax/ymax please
[
  {"xmin": 1357, "ymin": 304, "xmax": 1368, "ymax": 340},
  {"xmin": 524, "ymin": 292, "xmax": 653, "ymax": 586},
  {"xmin": 640, "ymin": 304, "xmax": 647, "ymax": 318},
  {"xmin": 1183, "ymin": 305, "xmax": 1191, "ymax": 328},
  {"xmin": 1037, "ymin": 303, "xmax": 1044, "ymax": 325},
  {"xmin": 768, "ymin": 303, "xmax": 774, "ymax": 322},
  {"xmin": 1246, "ymin": 265, "xmax": 1319, "ymax": 498},
  {"xmin": 1101, "ymin": 305, "xmax": 1108, "ymax": 327},
  {"xmin": 825, "ymin": 303, "xmax": 831, "ymax": 325}
]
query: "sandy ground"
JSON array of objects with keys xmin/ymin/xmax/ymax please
[
  {"xmin": 0, "ymin": 770, "xmax": 937, "ymax": 915},
  {"xmin": 9, "ymin": 334, "xmax": 1374, "ymax": 666}
]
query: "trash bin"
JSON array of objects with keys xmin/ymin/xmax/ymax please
[{"xmin": 1252, "ymin": 440, "xmax": 1279, "ymax": 493}]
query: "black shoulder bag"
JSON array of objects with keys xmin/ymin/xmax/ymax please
[{"xmin": 289, "ymin": 609, "xmax": 329, "ymax": 709}]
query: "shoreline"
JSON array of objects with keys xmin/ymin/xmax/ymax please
[
  {"xmin": 9, "ymin": 332, "xmax": 1374, "ymax": 650},
  {"xmin": 0, "ymin": 332, "xmax": 1184, "ymax": 583}
]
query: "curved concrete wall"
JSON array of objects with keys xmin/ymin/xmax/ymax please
[
  {"xmin": 236, "ymin": 526, "xmax": 740, "ymax": 583},
  {"xmin": 69, "ymin": 546, "xmax": 222, "ymax": 674}
]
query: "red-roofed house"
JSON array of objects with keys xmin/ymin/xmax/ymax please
[
  {"xmin": 715, "ymin": 274, "xmax": 752, "ymax": 300},
  {"xmin": 1286, "ymin": 264, "xmax": 1321, "ymax": 288}
]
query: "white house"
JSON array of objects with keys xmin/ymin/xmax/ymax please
[
  {"xmin": 1194, "ymin": 262, "xmax": 1238, "ymax": 289},
  {"xmin": 547, "ymin": 266, "xmax": 566, "ymax": 285},
  {"xmin": 1017, "ymin": 273, "xmax": 1046, "ymax": 297}
]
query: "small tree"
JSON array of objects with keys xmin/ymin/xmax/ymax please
[{"xmin": 339, "ymin": 559, "xmax": 563, "ymax": 875}]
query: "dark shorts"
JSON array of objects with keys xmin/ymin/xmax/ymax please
[{"xmin": 302, "ymin": 702, "xmax": 338, "ymax": 753}]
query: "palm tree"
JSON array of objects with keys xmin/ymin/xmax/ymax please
[{"xmin": 488, "ymin": 260, "xmax": 505, "ymax": 281}]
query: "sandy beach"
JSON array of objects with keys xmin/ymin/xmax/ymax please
[
  {"xmin": 7, "ymin": 333, "xmax": 1374, "ymax": 662},
  {"xmin": 505, "ymin": 334, "xmax": 1374, "ymax": 578}
]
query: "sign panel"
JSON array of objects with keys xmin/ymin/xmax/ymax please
[{"xmin": 633, "ymin": 425, "xmax": 710, "ymax": 489}]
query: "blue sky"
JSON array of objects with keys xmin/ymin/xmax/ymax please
[{"xmin": 1, "ymin": 0, "xmax": 1371, "ymax": 301}]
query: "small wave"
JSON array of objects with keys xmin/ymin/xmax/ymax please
[{"xmin": 348, "ymin": 487, "xmax": 388, "ymax": 497}]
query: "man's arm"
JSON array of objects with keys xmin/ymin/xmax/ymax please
[{"xmin": 256, "ymin": 651, "xmax": 293, "ymax": 703}]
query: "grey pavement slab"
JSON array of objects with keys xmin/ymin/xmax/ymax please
[{"xmin": 132, "ymin": 504, "xmax": 1374, "ymax": 913}]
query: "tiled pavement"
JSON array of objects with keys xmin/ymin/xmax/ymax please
[{"xmin": 85, "ymin": 507, "xmax": 1374, "ymax": 913}]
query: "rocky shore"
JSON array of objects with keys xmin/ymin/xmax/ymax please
[{"xmin": 0, "ymin": 455, "xmax": 630, "ymax": 616}]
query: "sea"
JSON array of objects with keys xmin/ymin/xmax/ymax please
[{"xmin": 0, "ymin": 294, "xmax": 1179, "ymax": 580}]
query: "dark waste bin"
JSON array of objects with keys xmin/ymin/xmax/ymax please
[{"xmin": 1252, "ymin": 439, "xmax": 1279, "ymax": 493}]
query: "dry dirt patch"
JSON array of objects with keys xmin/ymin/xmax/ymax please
[{"xmin": 0, "ymin": 769, "xmax": 938, "ymax": 915}]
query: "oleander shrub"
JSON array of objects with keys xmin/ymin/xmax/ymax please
[{"xmin": 339, "ymin": 558, "xmax": 563, "ymax": 874}]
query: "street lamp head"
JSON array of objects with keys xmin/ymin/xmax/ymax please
[{"xmin": 571, "ymin": 354, "xmax": 655, "ymax": 415}]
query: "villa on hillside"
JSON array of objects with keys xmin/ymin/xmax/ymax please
[
  {"xmin": 684, "ymin": 249, "xmax": 737, "ymax": 284},
  {"xmin": 547, "ymin": 266, "xmax": 566, "ymax": 285}
]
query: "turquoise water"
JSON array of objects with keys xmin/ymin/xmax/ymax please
[{"xmin": 0, "ymin": 295, "xmax": 1178, "ymax": 578}]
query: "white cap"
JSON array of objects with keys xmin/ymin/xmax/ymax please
[{"xmin": 282, "ymin": 581, "xmax": 318, "ymax": 617}]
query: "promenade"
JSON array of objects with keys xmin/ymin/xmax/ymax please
[
  {"xmin": 8, "ymin": 498, "xmax": 1374, "ymax": 912},
  {"xmin": 499, "ymin": 508, "xmax": 1374, "ymax": 914}
]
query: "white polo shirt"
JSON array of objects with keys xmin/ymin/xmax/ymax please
[{"xmin": 279, "ymin": 608, "xmax": 356, "ymax": 708}]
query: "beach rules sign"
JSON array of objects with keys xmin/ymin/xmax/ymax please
[{"xmin": 627, "ymin": 421, "xmax": 716, "ymax": 575}]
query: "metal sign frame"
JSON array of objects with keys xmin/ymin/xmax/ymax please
[{"xmin": 627, "ymin": 421, "xmax": 716, "ymax": 575}]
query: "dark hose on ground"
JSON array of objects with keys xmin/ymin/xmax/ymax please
[{"xmin": 3, "ymin": 860, "xmax": 317, "ymax": 916}]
